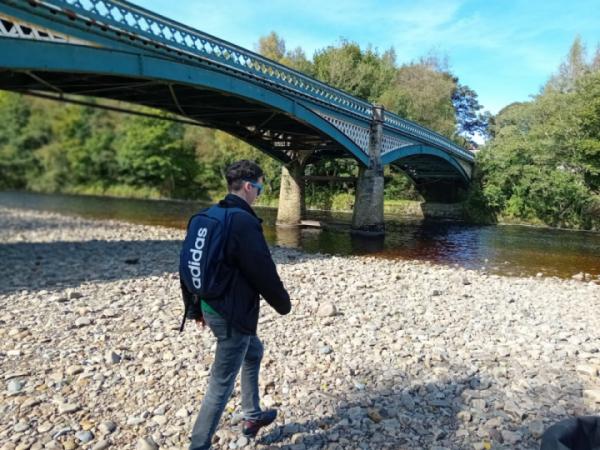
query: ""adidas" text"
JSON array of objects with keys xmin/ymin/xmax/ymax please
[{"xmin": 188, "ymin": 227, "xmax": 208, "ymax": 289}]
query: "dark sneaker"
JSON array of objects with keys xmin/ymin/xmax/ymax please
[{"xmin": 242, "ymin": 409, "xmax": 278, "ymax": 437}]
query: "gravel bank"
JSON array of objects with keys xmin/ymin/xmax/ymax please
[{"xmin": 1, "ymin": 207, "xmax": 599, "ymax": 450}]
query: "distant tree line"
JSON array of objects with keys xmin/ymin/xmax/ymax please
[
  {"xmin": 475, "ymin": 37, "xmax": 600, "ymax": 229},
  {"xmin": 0, "ymin": 33, "xmax": 597, "ymax": 229}
]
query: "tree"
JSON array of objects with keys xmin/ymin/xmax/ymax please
[
  {"xmin": 452, "ymin": 84, "xmax": 491, "ymax": 145},
  {"xmin": 0, "ymin": 93, "xmax": 55, "ymax": 190},
  {"xmin": 592, "ymin": 44, "xmax": 600, "ymax": 71},
  {"xmin": 256, "ymin": 31, "xmax": 313, "ymax": 73},
  {"xmin": 312, "ymin": 40, "xmax": 396, "ymax": 101},
  {"xmin": 545, "ymin": 36, "xmax": 589, "ymax": 93},
  {"xmin": 0, "ymin": 92, "xmax": 33, "ymax": 188},
  {"xmin": 573, "ymin": 70, "xmax": 600, "ymax": 192},
  {"xmin": 478, "ymin": 49, "xmax": 600, "ymax": 229},
  {"xmin": 114, "ymin": 115, "xmax": 199, "ymax": 198},
  {"xmin": 378, "ymin": 58, "xmax": 457, "ymax": 138},
  {"xmin": 256, "ymin": 31, "xmax": 286, "ymax": 61}
]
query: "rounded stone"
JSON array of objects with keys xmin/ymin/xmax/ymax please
[
  {"xmin": 91, "ymin": 441, "xmax": 110, "ymax": 450},
  {"xmin": 319, "ymin": 345, "xmax": 333, "ymax": 355},
  {"xmin": 317, "ymin": 303, "xmax": 337, "ymax": 317},
  {"xmin": 75, "ymin": 431, "xmax": 93, "ymax": 443},
  {"xmin": 98, "ymin": 421, "xmax": 117, "ymax": 435},
  {"xmin": 7, "ymin": 379, "xmax": 25, "ymax": 395},
  {"xmin": 136, "ymin": 437, "xmax": 159, "ymax": 450}
]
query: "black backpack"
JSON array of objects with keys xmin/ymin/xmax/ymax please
[{"xmin": 178, "ymin": 205, "xmax": 245, "ymax": 331}]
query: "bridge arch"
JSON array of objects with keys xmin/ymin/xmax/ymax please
[
  {"xmin": 382, "ymin": 145, "xmax": 470, "ymax": 202},
  {"xmin": 0, "ymin": 38, "xmax": 370, "ymax": 165}
]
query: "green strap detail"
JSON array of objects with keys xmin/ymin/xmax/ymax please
[{"xmin": 201, "ymin": 299, "xmax": 220, "ymax": 316}]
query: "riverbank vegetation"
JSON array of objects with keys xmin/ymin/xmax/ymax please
[
  {"xmin": 477, "ymin": 38, "xmax": 600, "ymax": 230},
  {"xmin": 0, "ymin": 34, "xmax": 598, "ymax": 229}
]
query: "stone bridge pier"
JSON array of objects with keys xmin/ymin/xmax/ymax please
[
  {"xmin": 276, "ymin": 152, "xmax": 310, "ymax": 227},
  {"xmin": 276, "ymin": 106, "xmax": 386, "ymax": 236},
  {"xmin": 351, "ymin": 105, "xmax": 385, "ymax": 236}
]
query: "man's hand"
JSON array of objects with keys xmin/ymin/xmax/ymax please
[{"xmin": 195, "ymin": 316, "xmax": 206, "ymax": 330}]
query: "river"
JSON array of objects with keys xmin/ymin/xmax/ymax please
[{"xmin": 0, "ymin": 191, "xmax": 598, "ymax": 280}]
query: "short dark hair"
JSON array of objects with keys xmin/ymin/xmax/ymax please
[{"xmin": 226, "ymin": 160, "xmax": 264, "ymax": 191}]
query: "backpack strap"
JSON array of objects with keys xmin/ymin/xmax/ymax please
[
  {"xmin": 213, "ymin": 206, "xmax": 243, "ymax": 338},
  {"xmin": 179, "ymin": 299, "xmax": 188, "ymax": 333},
  {"xmin": 179, "ymin": 293, "xmax": 200, "ymax": 333}
]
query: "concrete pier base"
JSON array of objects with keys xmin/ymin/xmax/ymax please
[
  {"xmin": 420, "ymin": 202, "xmax": 466, "ymax": 221},
  {"xmin": 276, "ymin": 160, "xmax": 305, "ymax": 227},
  {"xmin": 351, "ymin": 166, "xmax": 385, "ymax": 236}
]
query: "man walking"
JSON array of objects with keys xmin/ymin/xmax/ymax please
[{"xmin": 184, "ymin": 160, "xmax": 291, "ymax": 450}]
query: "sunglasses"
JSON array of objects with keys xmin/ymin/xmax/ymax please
[{"xmin": 244, "ymin": 180, "xmax": 263, "ymax": 196}]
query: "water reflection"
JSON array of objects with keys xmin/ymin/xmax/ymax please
[
  {"xmin": 274, "ymin": 226, "xmax": 302, "ymax": 248},
  {"xmin": 350, "ymin": 234, "xmax": 385, "ymax": 254},
  {"xmin": 0, "ymin": 191, "xmax": 598, "ymax": 280}
]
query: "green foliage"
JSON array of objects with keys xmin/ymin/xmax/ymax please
[
  {"xmin": 383, "ymin": 166, "xmax": 422, "ymax": 201},
  {"xmin": 452, "ymin": 84, "xmax": 491, "ymax": 144},
  {"xmin": 113, "ymin": 115, "xmax": 199, "ymax": 197},
  {"xmin": 545, "ymin": 36, "xmax": 590, "ymax": 94},
  {"xmin": 330, "ymin": 192, "xmax": 355, "ymax": 211},
  {"xmin": 383, "ymin": 199, "xmax": 422, "ymax": 216},
  {"xmin": 256, "ymin": 31, "xmax": 313, "ymax": 73},
  {"xmin": 478, "ymin": 39, "xmax": 600, "ymax": 230},
  {"xmin": 313, "ymin": 40, "xmax": 396, "ymax": 102},
  {"xmin": 575, "ymin": 71, "xmax": 600, "ymax": 191},
  {"xmin": 378, "ymin": 58, "xmax": 457, "ymax": 138},
  {"xmin": 303, "ymin": 159, "xmax": 358, "ymax": 209},
  {"xmin": 0, "ymin": 92, "xmax": 48, "ymax": 189},
  {"xmin": 64, "ymin": 182, "xmax": 163, "ymax": 199},
  {"xmin": 187, "ymin": 128, "xmax": 282, "ymax": 201},
  {"xmin": 0, "ymin": 95, "xmax": 202, "ymax": 199}
]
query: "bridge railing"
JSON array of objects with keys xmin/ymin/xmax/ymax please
[
  {"xmin": 383, "ymin": 111, "xmax": 474, "ymax": 161},
  {"xmin": 27, "ymin": 0, "xmax": 373, "ymax": 117},
  {"xmin": 13, "ymin": 0, "xmax": 473, "ymax": 162}
]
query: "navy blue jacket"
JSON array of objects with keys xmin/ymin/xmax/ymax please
[{"xmin": 184, "ymin": 194, "xmax": 291, "ymax": 334}]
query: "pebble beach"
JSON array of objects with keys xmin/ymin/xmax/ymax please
[{"xmin": 1, "ymin": 206, "xmax": 599, "ymax": 450}]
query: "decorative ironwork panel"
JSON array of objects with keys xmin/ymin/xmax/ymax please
[
  {"xmin": 312, "ymin": 110, "xmax": 370, "ymax": 155},
  {"xmin": 383, "ymin": 110, "xmax": 473, "ymax": 161},
  {"xmin": 381, "ymin": 133, "xmax": 413, "ymax": 155},
  {"xmin": 0, "ymin": 14, "xmax": 89, "ymax": 44},
  {"xmin": 24, "ymin": 0, "xmax": 373, "ymax": 119}
]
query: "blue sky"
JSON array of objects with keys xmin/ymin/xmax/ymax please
[{"xmin": 133, "ymin": 0, "xmax": 600, "ymax": 114}]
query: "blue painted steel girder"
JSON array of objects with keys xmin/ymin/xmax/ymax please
[{"xmin": 0, "ymin": 38, "xmax": 370, "ymax": 165}]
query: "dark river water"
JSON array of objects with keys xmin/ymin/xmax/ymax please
[{"xmin": 1, "ymin": 191, "xmax": 599, "ymax": 280}]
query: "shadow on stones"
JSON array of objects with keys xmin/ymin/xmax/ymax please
[
  {"xmin": 255, "ymin": 377, "xmax": 479, "ymax": 450},
  {"xmin": 0, "ymin": 240, "xmax": 328, "ymax": 295},
  {"xmin": 250, "ymin": 370, "xmax": 591, "ymax": 450}
]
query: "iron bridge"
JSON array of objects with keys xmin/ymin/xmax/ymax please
[{"xmin": 0, "ymin": 0, "xmax": 475, "ymax": 201}]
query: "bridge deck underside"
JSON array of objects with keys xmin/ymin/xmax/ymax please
[
  {"xmin": 393, "ymin": 155, "xmax": 466, "ymax": 182},
  {"xmin": 392, "ymin": 155, "xmax": 468, "ymax": 202},
  {"xmin": 0, "ymin": 69, "xmax": 353, "ymax": 164}
]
